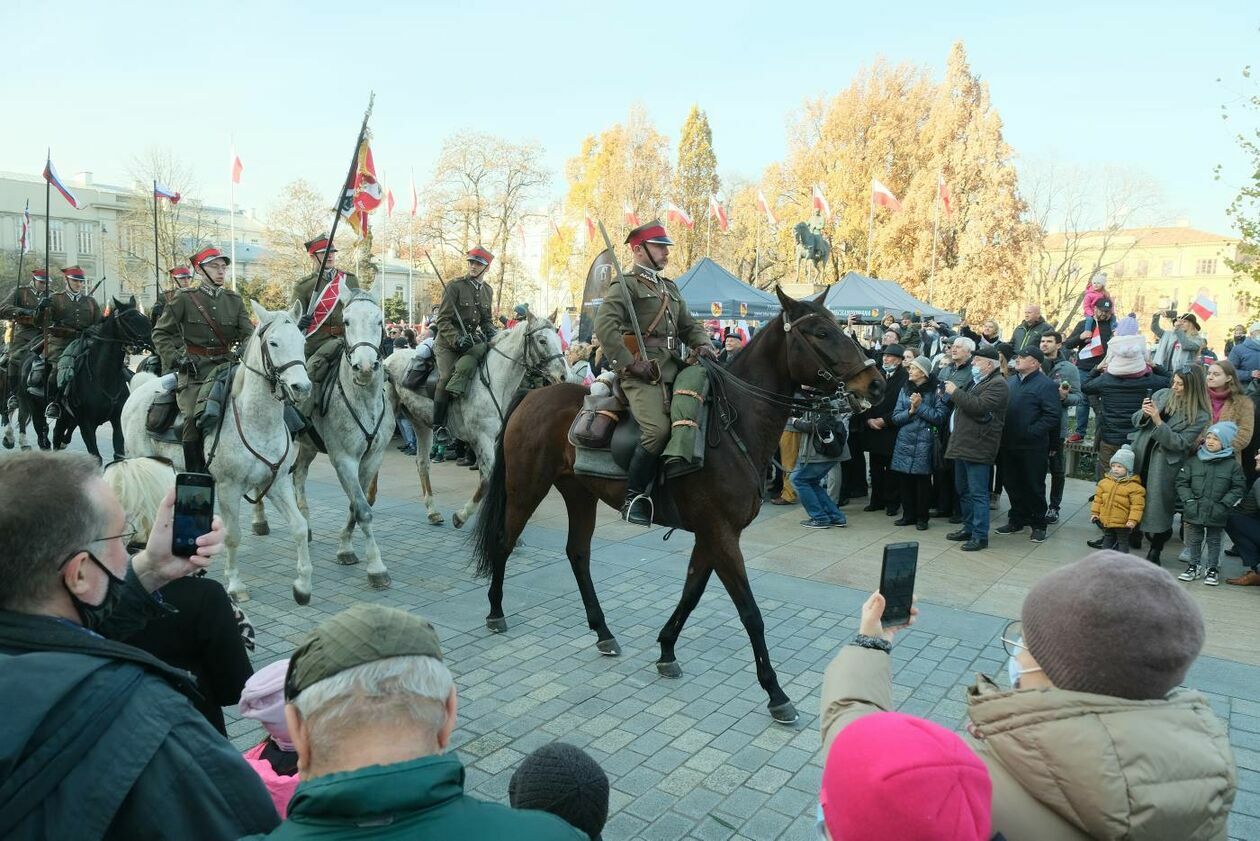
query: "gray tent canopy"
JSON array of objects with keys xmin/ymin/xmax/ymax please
[
  {"xmin": 673, "ymin": 257, "xmax": 781, "ymax": 320},
  {"xmin": 820, "ymin": 272, "xmax": 960, "ymax": 325}
]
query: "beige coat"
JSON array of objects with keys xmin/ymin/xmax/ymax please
[{"xmin": 821, "ymin": 645, "xmax": 1236, "ymax": 841}]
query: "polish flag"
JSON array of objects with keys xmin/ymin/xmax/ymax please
[
  {"xmin": 623, "ymin": 201, "xmax": 640, "ymax": 227},
  {"xmin": 938, "ymin": 174, "xmax": 952, "ymax": 217},
  {"xmin": 386, "ymin": 188, "xmax": 396, "ymax": 217},
  {"xmin": 584, "ymin": 211, "xmax": 596, "ymax": 241},
  {"xmin": 665, "ymin": 200, "xmax": 694, "ymax": 229},
  {"xmin": 812, "ymin": 184, "xmax": 831, "ymax": 222},
  {"xmin": 871, "ymin": 178, "xmax": 902, "ymax": 212},
  {"xmin": 736, "ymin": 319, "xmax": 750, "ymax": 343},
  {"xmin": 709, "ymin": 194, "xmax": 729, "ymax": 232},
  {"xmin": 1078, "ymin": 327, "xmax": 1104, "ymax": 360},
  {"xmin": 1189, "ymin": 293, "xmax": 1218, "ymax": 322},
  {"xmin": 756, "ymin": 190, "xmax": 777, "ymax": 226},
  {"xmin": 19, "ymin": 200, "xmax": 32, "ymax": 254},
  {"xmin": 231, "ymin": 150, "xmax": 244, "ymax": 184},
  {"xmin": 410, "ymin": 176, "xmax": 418, "ymax": 217}
]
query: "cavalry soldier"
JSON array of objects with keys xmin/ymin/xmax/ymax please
[
  {"xmin": 150, "ymin": 264, "xmax": 196, "ymax": 325},
  {"xmin": 594, "ymin": 220, "xmax": 716, "ymax": 524},
  {"xmin": 432, "ymin": 246, "xmax": 496, "ymax": 444},
  {"xmin": 292, "ymin": 234, "xmax": 360, "ymax": 392},
  {"xmin": 44, "ymin": 266, "xmax": 103, "ymax": 420},
  {"xmin": 0, "ymin": 267, "xmax": 51, "ymax": 412},
  {"xmin": 153, "ymin": 246, "xmax": 254, "ymax": 473}
]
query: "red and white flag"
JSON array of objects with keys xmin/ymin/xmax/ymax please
[
  {"xmin": 871, "ymin": 178, "xmax": 902, "ymax": 212},
  {"xmin": 623, "ymin": 201, "xmax": 640, "ymax": 227},
  {"xmin": 938, "ymin": 174, "xmax": 952, "ymax": 217},
  {"xmin": 1078, "ymin": 327, "xmax": 1105, "ymax": 360},
  {"xmin": 386, "ymin": 188, "xmax": 396, "ymax": 217},
  {"xmin": 665, "ymin": 200, "xmax": 694, "ymax": 229},
  {"xmin": 708, "ymin": 193, "xmax": 729, "ymax": 232},
  {"xmin": 231, "ymin": 149, "xmax": 244, "ymax": 184},
  {"xmin": 19, "ymin": 199, "xmax": 31, "ymax": 254},
  {"xmin": 812, "ymin": 184, "xmax": 831, "ymax": 222},
  {"xmin": 584, "ymin": 211, "xmax": 596, "ymax": 241},
  {"xmin": 409, "ymin": 175, "xmax": 418, "ymax": 218},
  {"xmin": 1189, "ymin": 293, "xmax": 1218, "ymax": 322},
  {"xmin": 756, "ymin": 190, "xmax": 777, "ymax": 226},
  {"xmin": 307, "ymin": 270, "xmax": 346, "ymax": 336}
]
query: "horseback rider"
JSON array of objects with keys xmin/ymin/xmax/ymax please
[
  {"xmin": 432, "ymin": 247, "xmax": 497, "ymax": 444},
  {"xmin": 150, "ymin": 265, "xmax": 195, "ymax": 326},
  {"xmin": 292, "ymin": 235, "xmax": 360, "ymax": 395},
  {"xmin": 593, "ymin": 220, "xmax": 716, "ymax": 525},
  {"xmin": 44, "ymin": 266, "xmax": 103, "ymax": 420},
  {"xmin": 152, "ymin": 246, "xmax": 255, "ymax": 473},
  {"xmin": 1, "ymin": 267, "xmax": 51, "ymax": 412}
]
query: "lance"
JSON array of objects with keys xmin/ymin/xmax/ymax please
[
  {"xmin": 423, "ymin": 250, "xmax": 448, "ymax": 290},
  {"xmin": 42, "ymin": 150, "xmax": 51, "ymax": 361},
  {"xmin": 152, "ymin": 180, "xmax": 161, "ymax": 311},
  {"xmin": 306, "ymin": 92, "xmax": 375, "ymax": 318}
]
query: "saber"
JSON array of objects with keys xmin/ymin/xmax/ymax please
[{"xmin": 595, "ymin": 221, "xmax": 653, "ymax": 379}]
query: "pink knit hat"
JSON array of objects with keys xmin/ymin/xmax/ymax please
[{"xmin": 821, "ymin": 712, "xmax": 992, "ymax": 841}]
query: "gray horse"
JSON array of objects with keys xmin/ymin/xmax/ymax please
[{"xmin": 794, "ymin": 222, "xmax": 831, "ymax": 283}]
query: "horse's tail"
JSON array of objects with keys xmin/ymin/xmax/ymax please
[
  {"xmin": 470, "ymin": 389, "xmax": 530, "ymax": 580},
  {"xmin": 130, "ymin": 371, "xmax": 157, "ymax": 392}
]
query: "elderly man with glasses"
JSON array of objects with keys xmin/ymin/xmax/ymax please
[{"xmin": 0, "ymin": 451, "xmax": 279, "ymax": 839}]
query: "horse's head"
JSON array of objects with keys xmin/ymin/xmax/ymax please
[
  {"xmin": 109, "ymin": 295, "xmax": 153, "ymax": 350},
  {"xmin": 793, "ymin": 222, "xmax": 809, "ymax": 242},
  {"xmin": 523, "ymin": 307, "xmax": 570, "ymax": 385},
  {"xmin": 249, "ymin": 300, "xmax": 313, "ymax": 403},
  {"xmin": 774, "ymin": 286, "xmax": 884, "ymax": 411},
  {"xmin": 340, "ymin": 289, "xmax": 385, "ymax": 386}
]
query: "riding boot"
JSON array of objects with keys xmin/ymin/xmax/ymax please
[
  {"xmin": 621, "ymin": 445, "xmax": 659, "ymax": 526},
  {"xmin": 432, "ymin": 390, "xmax": 452, "ymax": 445},
  {"xmin": 183, "ymin": 439, "xmax": 208, "ymax": 474},
  {"xmin": 1145, "ymin": 530, "xmax": 1171, "ymax": 565}
]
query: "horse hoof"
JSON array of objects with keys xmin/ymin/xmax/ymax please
[
  {"xmin": 292, "ymin": 585, "xmax": 311, "ymax": 606},
  {"xmin": 486, "ymin": 616, "xmax": 508, "ymax": 634},
  {"xmin": 656, "ymin": 660, "xmax": 683, "ymax": 679},
  {"xmin": 336, "ymin": 551, "xmax": 360, "ymax": 566},
  {"xmin": 231, "ymin": 589, "xmax": 251, "ymax": 603},
  {"xmin": 428, "ymin": 512, "xmax": 445, "ymax": 525},
  {"xmin": 306, "ymin": 528, "xmax": 313, "ymax": 542},
  {"xmin": 768, "ymin": 701, "xmax": 799, "ymax": 725},
  {"xmin": 252, "ymin": 522, "xmax": 270, "ymax": 536},
  {"xmin": 597, "ymin": 638, "xmax": 622, "ymax": 657},
  {"xmin": 1, "ymin": 439, "xmax": 11, "ymax": 450},
  {"xmin": 20, "ymin": 444, "xmax": 32, "ymax": 451},
  {"xmin": 452, "ymin": 512, "xmax": 465, "ymax": 529},
  {"xmin": 367, "ymin": 572, "xmax": 391, "ymax": 590}
]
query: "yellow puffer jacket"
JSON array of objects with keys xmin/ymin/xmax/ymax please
[{"xmin": 1091, "ymin": 473, "xmax": 1146, "ymax": 528}]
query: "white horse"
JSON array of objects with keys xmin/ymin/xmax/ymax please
[
  {"xmin": 385, "ymin": 311, "xmax": 571, "ymax": 528},
  {"xmin": 275, "ymin": 290, "xmax": 394, "ymax": 590},
  {"xmin": 121, "ymin": 301, "xmax": 316, "ymax": 604}
]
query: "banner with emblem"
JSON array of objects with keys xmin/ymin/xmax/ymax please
[
  {"xmin": 339, "ymin": 139, "xmax": 383, "ymax": 238},
  {"xmin": 307, "ymin": 270, "xmax": 346, "ymax": 335}
]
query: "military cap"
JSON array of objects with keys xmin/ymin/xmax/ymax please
[
  {"xmin": 284, "ymin": 604, "xmax": 444, "ymax": 700},
  {"xmin": 305, "ymin": 235, "xmax": 337, "ymax": 256},
  {"xmin": 467, "ymin": 246, "xmax": 494, "ymax": 266},
  {"xmin": 31, "ymin": 268, "xmax": 49, "ymax": 280},
  {"xmin": 191, "ymin": 246, "xmax": 230, "ymax": 267},
  {"xmin": 61, "ymin": 266, "xmax": 86, "ymax": 282},
  {"xmin": 169, "ymin": 265, "xmax": 194, "ymax": 280},
  {"xmin": 626, "ymin": 220, "xmax": 674, "ymax": 248}
]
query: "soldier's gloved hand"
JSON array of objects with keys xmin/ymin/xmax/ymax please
[
  {"xmin": 176, "ymin": 356, "xmax": 199, "ymax": 376},
  {"xmin": 34, "ymin": 299, "xmax": 50, "ymax": 314},
  {"xmin": 695, "ymin": 344, "xmax": 718, "ymax": 361},
  {"xmin": 455, "ymin": 335, "xmax": 474, "ymax": 353},
  {"xmin": 15, "ymin": 307, "xmax": 34, "ymax": 319},
  {"xmin": 297, "ymin": 314, "xmax": 313, "ymax": 332},
  {"xmin": 625, "ymin": 359, "xmax": 658, "ymax": 381}
]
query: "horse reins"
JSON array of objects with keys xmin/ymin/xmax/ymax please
[
  {"xmin": 481, "ymin": 324, "xmax": 566, "ymax": 420},
  {"xmin": 334, "ymin": 338, "xmax": 387, "ymax": 450}
]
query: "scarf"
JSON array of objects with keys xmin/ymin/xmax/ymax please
[
  {"xmin": 1198, "ymin": 444, "xmax": 1234, "ymax": 462},
  {"xmin": 1209, "ymin": 387, "xmax": 1231, "ymax": 422}
]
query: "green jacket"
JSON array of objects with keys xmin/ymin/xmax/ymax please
[
  {"xmin": 241, "ymin": 753, "xmax": 585, "ymax": 841},
  {"xmin": 593, "ymin": 264, "xmax": 709, "ymax": 384},
  {"xmin": 152, "ymin": 285, "xmax": 255, "ymax": 369},
  {"xmin": 0, "ymin": 285, "xmax": 50, "ymax": 345},
  {"xmin": 50, "ymin": 290, "xmax": 102, "ymax": 333},
  {"xmin": 1175, "ymin": 453, "xmax": 1247, "ymax": 528},
  {"xmin": 435, "ymin": 275, "xmax": 495, "ymax": 350},
  {"xmin": 293, "ymin": 271, "xmax": 361, "ymax": 344}
]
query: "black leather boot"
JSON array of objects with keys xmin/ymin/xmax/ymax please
[
  {"xmin": 183, "ymin": 439, "xmax": 208, "ymax": 474},
  {"xmin": 432, "ymin": 390, "xmax": 452, "ymax": 445},
  {"xmin": 621, "ymin": 445, "xmax": 659, "ymax": 526}
]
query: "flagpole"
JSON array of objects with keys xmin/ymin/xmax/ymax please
[
  {"xmin": 43, "ymin": 152, "xmax": 51, "ymax": 361},
  {"xmin": 152, "ymin": 180, "xmax": 161, "ymax": 307},
  {"xmin": 229, "ymin": 142, "xmax": 238, "ymax": 291},
  {"xmin": 15, "ymin": 202, "xmax": 25, "ymax": 288},
  {"xmin": 865, "ymin": 191, "xmax": 876, "ymax": 276},
  {"xmin": 706, "ymin": 200, "xmax": 712, "ymax": 258},
  {"xmin": 929, "ymin": 178, "xmax": 940, "ymax": 305}
]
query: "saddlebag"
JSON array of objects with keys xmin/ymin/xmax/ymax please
[{"xmin": 568, "ymin": 394, "xmax": 623, "ymax": 450}]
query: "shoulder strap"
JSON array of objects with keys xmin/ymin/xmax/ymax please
[
  {"xmin": 636, "ymin": 276, "xmax": 670, "ymax": 335},
  {"xmin": 184, "ymin": 291, "xmax": 231, "ymax": 349}
]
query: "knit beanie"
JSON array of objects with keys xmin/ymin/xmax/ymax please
[
  {"xmin": 821, "ymin": 712, "xmax": 992, "ymax": 841},
  {"xmin": 1115, "ymin": 315, "xmax": 1139, "ymax": 337},
  {"xmin": 1207, "ymin": 420, "xmax": 1239, "ymax": 451},
  {"xmin": 1022, "ymin": 551, "xmax": 1205, "ymax": 700},
  {"xmin": 1109, "ymin": 444, "xmax": 1135, "ymax": 474},
  {"xmin": 509, "ymin": 742, "xmax": 609, "ymax": 840},
  {"xmin": 238, "ymin": 659, "xmax": 293, "ymax": 750},
  {"xmin": 910, "ymin": 356, "xmax": 933, "ymax": 378}
]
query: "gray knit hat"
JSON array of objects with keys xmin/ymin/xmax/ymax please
[
  {"xmin": 1022, "ymin": 551, "xmax": 1205, "ymax": 700},
  {"xmin": 909, "ymin": 356, "xmax": 933, "ymax": 378},
  {"xmin": 509, "ymin": 742, "xmax": 609, "ymax": 840},
  {"xmin": 1109, "ymin": 445, "xmax": 1135, "ymax": 474}
]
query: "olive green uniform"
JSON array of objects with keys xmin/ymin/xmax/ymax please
[
  {"xmin": 292, "ymin": 269, "xmax": 361, "ymax": 386},
  {"xmin": 152, "ymin": 285, "xmax": 255, "ymax": 443},
  {"xmin": 47, "ymin": 291, "xmax": 103, "ymax": 392},
  {"xmin": 0, "ymin": 286, "xmax": 50, "ymax": 391},
  {"xmin": 593, "ymin": 264, "xmax": 709, "ymax": 454},
  {"xmin": 435, "ymin": 274, "xmax": 495, "ymax": 397}
]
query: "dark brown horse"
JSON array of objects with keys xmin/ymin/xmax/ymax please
[{"xmin": 470, "ymin": 287, "xmax": 884, "ymax": 723}]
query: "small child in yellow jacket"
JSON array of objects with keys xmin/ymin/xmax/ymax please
[{"xmin": 1090, "ymin": 445, "xmax": 1146, "ymax": 553}]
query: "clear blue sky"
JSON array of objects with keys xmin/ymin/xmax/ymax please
[{"xmin": 6, "ymin": 0, "xmax": 1256, "ymax": 235}]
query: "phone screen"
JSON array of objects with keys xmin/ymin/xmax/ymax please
[
  {"xmin": 879, "ymin": 542, "xmax": 919, "ymax": 626},
  {"xmin": 172, "ymin": 473, "xmax": 215, "ymax": 557}
]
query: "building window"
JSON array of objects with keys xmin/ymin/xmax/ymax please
[
  {"xmin": 1136, "ymin": 260, "xmax": 1149, "ymax": 278},
  {"xmin": 1133, "ymin": 294, "xmax": 1146, "ymax": 313},
  {"xmin": 78, "ymin": 225, "xmax": 94, "ymax": 254},
  {"xmin": 1161, "ymin": 259, "xmax": 1175, "ymax": 277},
  {"xmin": 1196, "ymin": 259, "xmax": 1217, "ymax": 275},
  {"xmin": 49, "ymin": 220, "xmax": 64, "ymax": 253},
  {"xmin": 1113, "ymin": 262, "xmax": 1125, "ymax": 279}
]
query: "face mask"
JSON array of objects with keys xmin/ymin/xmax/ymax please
[
  {"xmin": 882, "ymin": 365, "xmax": 897, "ymax": 375},
  {"xmin": 1007, "ymin": 638, "xmax": 1044, "ymax": 689},
  {"xmin": 66, "ymin": 553, "xmax": 129, "ymax": 636},
  {"xmin": 970, "ymin": 365, "xmax": 983, "ymax": 382}
]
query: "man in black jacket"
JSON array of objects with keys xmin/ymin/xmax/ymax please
[
  {"xmin": 943, "ymin": 345, "xmax": 1009, "ymax": 550},
  {"xmin": 1063, "ymin": 298, "xmax": 1116, "ymax": 442},
  {"xmin": 858, "ymin": 344, "xmax": 908, "ymax": 515},
  {"xmin": 1009, "ymin": 304, "xmax": 1052, "ymax": 355},
  {"xmin": 995, "ymin": 348, "xmax": 1062, "ymax": 543},
  {"xmin": 0, "ymin": 452, "xmax": 279, "ymax": 840}
]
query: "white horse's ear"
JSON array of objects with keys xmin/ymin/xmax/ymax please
[
  {"xmin": 338, "ymin": 281, "xmax": 352, "ymax": 306},
  {"xmin": 251, "ymin": 299, "xmax": 272, "ymax": 321},
  {"xmin": 547, "ymin": 307, "xmax": 558, "ymax": 324},
  {"xmin": 289, "ymin": 300, "xmax": 304, "ymax": 322}
]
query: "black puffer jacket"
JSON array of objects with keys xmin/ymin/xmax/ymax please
[
  {"xmin": 1082, "ymin": 369, "xmax": 1171, "ymax": 445},
  {"xmin": 853, "ymin": 365, "xmax": 907, "ymax": 457}
]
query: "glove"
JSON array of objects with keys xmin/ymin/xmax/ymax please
[
  {"xmin": 14, "ymin": 307, "xmax": 34, "ymax": 319},
  {"xmin": 695, "ymin": 344, "xmax": 718, "ymax": 361},
  {"xmin": 625, "ymin": 359, "xmax": 659, "ymax": 381},
  {"xmin": 176, "ymin": 356, "xmax": 199, "ymax": 376},
  {"xmin": 455, "ymin": 335, "xmax": 474, "ymax": 353},
  {"xmin": 483, "ymin": 328, "xmax": 497, "ymax": 342},
  {"xmin": 297, "ymin": 314, "xmax": 313, "ymax": 332},
  {"xmin": 34, "ymin": 299, "xmax": 50, "ymax": 314}
]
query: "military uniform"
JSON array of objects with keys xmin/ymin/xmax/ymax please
[
  {"xmin": 43, "ymin": 267, "xmax": 102, "ymax": 416},
  {"xmin": 431, "ymin": 247, "xmax": 497, "ymax": 441},
  {"xmin": 150, "ymin": 265, "xmax": 196, "ymax": 327},
  {"xmin": 0, "ymin": 273, "xmax": 51, "ymax": 407},
  {"xmin": 293, "ymin": 268, "xmax": 360, "ymax": 385},
  {"xmin": 152, "ymin": 247, "xmax": 254, "ymax": 468}
]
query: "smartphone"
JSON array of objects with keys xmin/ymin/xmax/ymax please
[
  {"xmin": 1144, "ymin": 388, "xmax": 1153, "ymax": 399},
  {"xmin": 172, "ymin": 472, "xmax": 215, "ymax": 557},
  {"xmin": 879, "ymin": 542, "xmax": 919, "ymax": 627}
]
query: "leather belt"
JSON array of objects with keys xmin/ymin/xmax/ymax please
[
  {"xmin": 623, "ymin": 334, "xmax": 675, "ymax": 350},
  {"xmin": 186, "ymin": 344, "xmax": 230, "ymax": 357}
]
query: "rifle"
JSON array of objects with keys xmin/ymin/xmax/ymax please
[
  {"xmin": 595, "ymin": 221, "xmax": 655, "ymax": 380},
  {"xmin": 423, "ymin": 251, "xmax": 448, "ymax": 291},
  {"xmin": 88, "ymin": 277, "xmax": 105, "ymax": 299}
]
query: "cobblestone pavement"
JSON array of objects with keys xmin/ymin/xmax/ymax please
[{"xmin": 65, "ymin": 426, "xmax": 1260, "ymax": 839}]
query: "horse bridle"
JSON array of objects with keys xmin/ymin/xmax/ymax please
[
  {"xmin": 241, "ymin": 319, "xmax": 306, "ymax": 402},
  {"xmin": 782, "ymin": 310, "xmax": 876, "ymax": 389},
  {"xmin": 489, "ymin": 324, "xmax": 566, "ymax": 384},
  {"xmin": 333, "ymin": 330, "xmax": 386, "ymax": 449}
]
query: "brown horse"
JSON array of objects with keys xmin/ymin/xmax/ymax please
[{"xmin": 470, "ymin": 287, "xmax": 884, "ymax": 723}]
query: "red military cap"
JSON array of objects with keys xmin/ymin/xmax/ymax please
[
  {"xmin": 169, "ymin": 265, "xmax": 194, "ymax": 280},
  {"xmin": 61, "ymin": 266, "xmax": 86, "ymax": 281},
  {"xmin": 467, "ymin": 247, "xmax": 494, "ymax": 266},
  {"xmin": 31, "ymin": 268, "xmax": 49, "ymax": 280},
  {"xmin": 626, "ymin": 220, "xmax": 674, "ymax": 248},
  {"xmin": 305, "ymin": 235, "xmax": 337, "ymax": 256},
  {"xmin": 191, "ymin": 246, "xmax": 231, "ymax": 267}
]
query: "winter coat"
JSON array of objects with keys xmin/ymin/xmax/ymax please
[
  {"xmin": 890, "ymin": 379, "xmax": 946, "ymax": 475},
  {"xmin": 1228, "ymin": 337, "xmax": 1260, "ymax": 382},
  {"xmin": 1001, "ymin": 369, "xmax": 1061, "ymax": 450},
  {"xmin": 1043, "ymin": 356, "xmax": 1083, "ymax": 439},
  {"xmin": 821, "ymin": 645, "xmax": 1237, "ymax": 841},
  {"xmin": 918, "ymin": 327, "xmax": 953, "ymax": 359},
  {"xmin": 1209, "ymin": 391, "xmax": 1254, "ymax": 463},
  {"xmin": 1009, "ymin": 317, "xmax": 1052, "ymax": 354},
  {"xmin": 852, "ymin": 365, "xmax": 907, "ymax": 457},
  {"xmin": 1130, "ymin": 389, "xmax": 1211, "ymax": 534},
  {"xmin": 1176, "ymin": 454, "xmax": 1247, "ymax": 528},
  {"xmin": 944, "ymin": 371, "xmax": 1009, "ymax": 465},
  {"xmin": 1063, "ymin": 315, "xmax": 1115, "ymax": 373},
  {"xmin": 0, "ymin": 610, "xmax": 280, "ymax": 841},
  {"xmin": 960, "ymin": 325, "xmax": 1002, "ymax": 351},
  {"xmin": 240, "ymin": 753, "xmax": 585, "ymax": 841},
  {"xmin": 791, "ymin": 397, "xmax": 850, "ymax": 465},
  {"xmin": 1091, "ymin": 474, "xmax": 1146, "ymax": 528},
  {"xmin": 242, "ymin": 740, "xmax": 300, "ymax": 818},
  {"xmin": 1082, "ymin": 369, "xmax": 1171, "ymax": 446},
  {"xmin": 1151, "ymin": 314, "xmax": 1205, "ymax": 372}
]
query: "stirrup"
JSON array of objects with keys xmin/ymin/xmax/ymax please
[
  {"xmin": 434, "ymin": 425, "xmax": 453, "ymax": 445},
  {"xmin": 45, "ymin": 403, "xmax": 60, "ymax": 419},
  {"xmin": 621, "ymin": 492, "xmax": 654, "ymax": 526},
  {"xmin": 5, "ymin": 395, "xmax": 16, "ymax": 413}
]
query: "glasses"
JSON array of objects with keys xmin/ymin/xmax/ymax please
[
  {"xmin": 1000, "ymin": 620, "xmax": 1027, "ymax": 658},
  {"xmin": 93, "ymin": 518, "xmax": 138, "ymax": 549}
]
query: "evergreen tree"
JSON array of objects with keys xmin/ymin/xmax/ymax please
[{"xmin": 672, "ymin": 105, "xmax": 719, "ymax": 269}]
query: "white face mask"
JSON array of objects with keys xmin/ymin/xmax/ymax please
[{"xmin": 1007, "ymin": 639, "xmax": 1044, "ymax": 689}]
